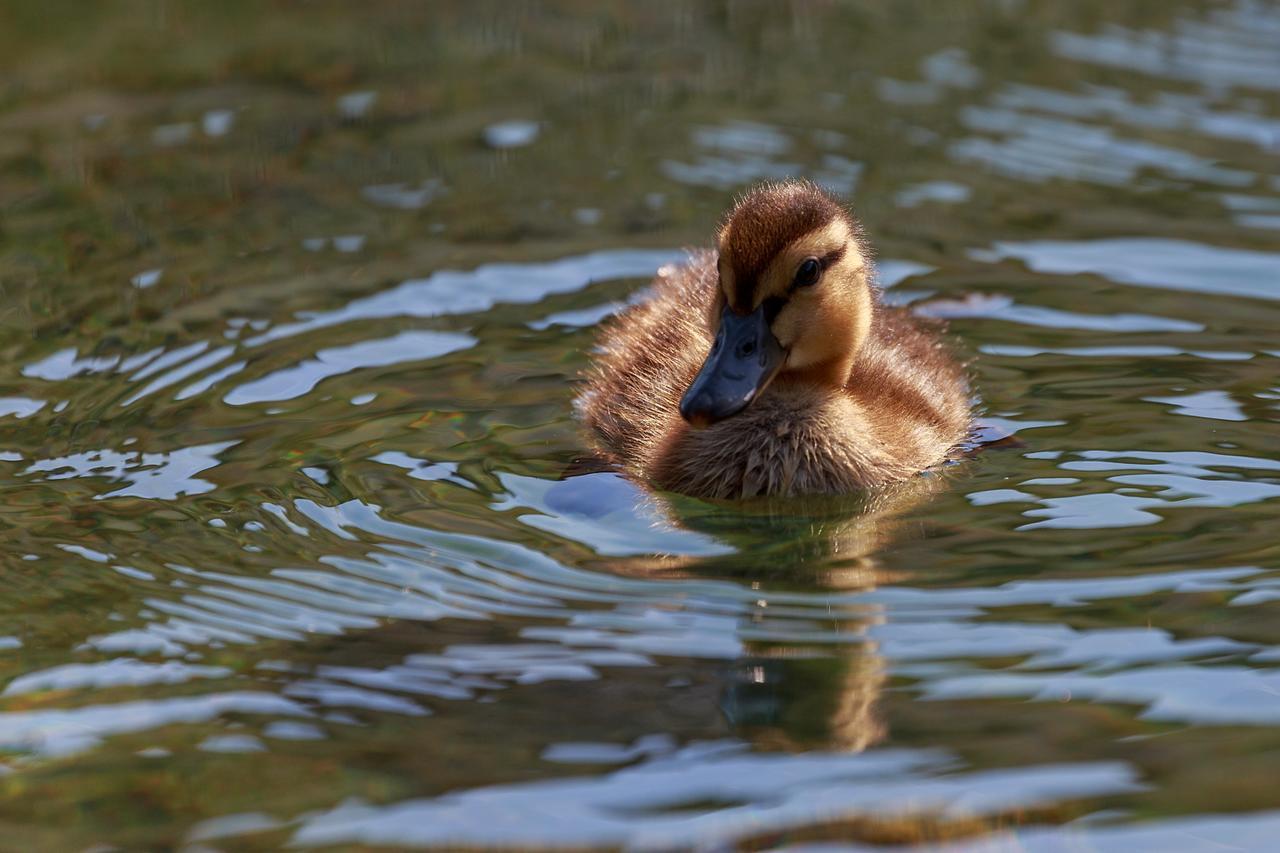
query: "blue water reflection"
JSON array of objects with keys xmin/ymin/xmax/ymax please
[{"xmin": 1, "ymin": 0, "xmax": 1279, "ymax": 847}]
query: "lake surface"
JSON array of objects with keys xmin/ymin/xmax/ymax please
[{"xmin": 1, "ymin": 2, "xmax": 1278, "ymax": 849}]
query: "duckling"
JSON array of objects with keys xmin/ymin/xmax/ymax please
[{"xmin": 576, "ymin": 180, "xmax": 971, "ymax": 499}]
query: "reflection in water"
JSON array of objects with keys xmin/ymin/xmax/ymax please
[
  {"xmin": 724, "ymin": 652, "xmax": 887, "ymax": 754},
  {"xmin": 224, "ymin": 331, "xmax": 475, "ymax": 405},
  {"xmin": 0, "ymin": 693, "xmax": 309, "ymax": 758},
  {"xmin": 925, "ymin": 810, "xmax": 1280, "ymax": 853},
  {"xmin": 972, "ymin": 239, "xmax": 1280, "ymax": 302},
  {"xmin": 244, "ymin": 249, "xmax": 682, "ymax": 347},
  {"xmin": 1051, "ymin": 2, "xmax": 1280, "ymax": 91},
  {"xmin": 1, "ymin": 0, "xmax": 1279, "ymax": 848},
  {"xmin": 924, "ymin": 665, "xmax": 1280, "ymax": 726},
  {"xmin": 23, "ymin": 441, "xmax": 238, "ymax": 500},
  {"xmin": 288, "ymin": 747, "xmax": 1139, "ymax": 850},
  {"xmin": 952, "ymin": 108, "xmax": 1255, "ymax": 187},
  {"xmin": 615, "ymin": 481, "xmax": 948, "ymax": 755}
]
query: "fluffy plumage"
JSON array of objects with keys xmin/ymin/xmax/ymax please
[{"xmin": 577, "ymin": 181, "xmax": 971, "ymax": 499}]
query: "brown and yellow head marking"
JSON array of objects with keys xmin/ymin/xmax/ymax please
[{"xmin": 717, "ymin": 180, "xmax": 850, "ymax": 312}]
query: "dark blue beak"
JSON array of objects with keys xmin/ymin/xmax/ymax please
[{"xmin": 680, "ymin": 304, "xmax": 785, "ymax": 428}]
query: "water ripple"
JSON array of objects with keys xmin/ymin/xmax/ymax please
[
  {"xmin": 972, "ymin": 239, "xmax": 1280, "ymax": 301},
  {"xmin": 284, "ymin": 747, "xmax": 1139, "ymax": 850}
]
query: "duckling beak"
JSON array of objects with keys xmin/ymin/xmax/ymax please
[{"xmin": 680, "ymin": 304, "xmax": 785, "ymax": 428}]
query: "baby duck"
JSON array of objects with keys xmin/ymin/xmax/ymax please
[{"xmin": 577, "ymin": 180, "xmax": 971, "ymax": 499}]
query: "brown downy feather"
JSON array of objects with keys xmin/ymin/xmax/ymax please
[{"xmin": 576, "ymin": 182, "xmax": 972, "ymax": 499}]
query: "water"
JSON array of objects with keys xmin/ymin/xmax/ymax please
[{"xmin": 1, "ymin": 2, "xmax": 1278, "ymax": 849}]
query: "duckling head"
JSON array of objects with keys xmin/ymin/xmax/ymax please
[{"xmin": 680, "ymin": 180, "xmax": 871, "ymax": 428}]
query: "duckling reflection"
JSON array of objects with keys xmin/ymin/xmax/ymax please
[
  {"xmin": 604, "ymin": 460, "xmax": 949, "ymax": 587},
  {"xmin": 591, "ymin": 470, "xmax": 952, "ymax": 753},
  {"xmin": 723, "ymin": 651, "xmax": 886, "ymax": 753}
]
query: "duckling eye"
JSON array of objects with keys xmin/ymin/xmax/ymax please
[{"xmin": 794, "ymin": 257, "xmax": 821, "ymax": 288}]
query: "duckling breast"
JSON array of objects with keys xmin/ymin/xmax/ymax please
[{"xmin": 649, "ymin": 386, "xmax": 917, "ymax": 499}]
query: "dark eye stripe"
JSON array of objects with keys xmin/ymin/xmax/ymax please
[
  {"xmin": 762, "ymin": 295, "xmax": 787, "ymax": 323},
  {"xmin": 819, "ymin": 245, "xmax": 846, "ymax": 268}
]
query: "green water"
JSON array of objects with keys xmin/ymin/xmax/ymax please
[{"xmin": 1, "ymin": 2, "xmax": 1279, "ymax": 849}]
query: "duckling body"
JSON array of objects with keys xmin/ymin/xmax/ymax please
[{"xmin": 577, "ymin": 181, "xmax": 971, "ymax": 499}]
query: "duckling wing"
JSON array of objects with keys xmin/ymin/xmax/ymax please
[
  {"xmin": 852, "ymin": 303, "xmax": 973, "ymax": 452},
  {"xmin": 576, "ymin": 250, "xmax": 717, "ymax": 467}
]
